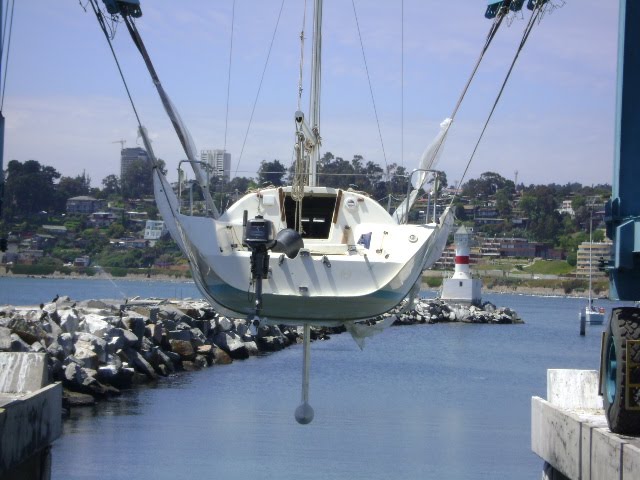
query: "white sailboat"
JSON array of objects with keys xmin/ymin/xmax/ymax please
[
  {"xmin": 92, "ymin": 0, "xmax": 453, "ymax": 423},
  {"xmin": 142, "ymin": 1, "xmax": 453, "ymax": 327},
  {"xmin": 580, "ymin": 213, "xmax": 605, "ymax": 325}
]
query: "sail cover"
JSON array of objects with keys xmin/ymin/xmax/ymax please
[{"xmin": 393, "ymin": 118, "xmax": 452, "ymax": 224}]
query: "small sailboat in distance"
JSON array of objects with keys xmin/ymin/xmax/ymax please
[{"xmin": 581, "ymin": 212, "xmax": 605, "ymax": 326}]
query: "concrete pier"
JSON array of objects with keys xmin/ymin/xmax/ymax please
[
  {"xmin": 531, "ymin": 369, "xmax": 640, "ymax": 479},
  {"xmin": 0, "ymin": 353, "xmax": 62, "ymax": 480}
]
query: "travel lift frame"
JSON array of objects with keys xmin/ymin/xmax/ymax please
[{"xmin": 599, "ymin": 0, "xmax": 640, "ymax": 435}]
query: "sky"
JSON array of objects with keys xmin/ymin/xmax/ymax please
[{"xmin": 3, "ymin": 1, "xmax": 620, "ymax": 189}]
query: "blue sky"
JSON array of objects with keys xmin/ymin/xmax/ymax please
[{"xmin": 5, "ymin": 1, "xmax": 619, "ymax": 188}]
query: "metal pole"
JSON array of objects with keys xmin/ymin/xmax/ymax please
[{"xmin": 295, "ymin": 323, "xmax": 314, "ymax": 424}]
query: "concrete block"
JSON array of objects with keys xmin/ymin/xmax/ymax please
[
  {"xmin": 591, "ymin": 427, "xmax": 624, "ymax": 480},
  {"xmin": 547, "ymin": 369, "xmax": 603, "ymax": 410},
  {"xmin": 531, "ymin": 397, "xmax": 581, "ymax": 480},
  {"xmin": 623, "ymin": 441, "xmax": 640, "ymax": 479},
  {"xmin": 0, "ymin": 353, "xmax": 48, "ymax": 394},
  {"xmin": 580, "ymin": 416, "xmax": 608, "ymax": 479},
  {"xmin": 0, "ymin": 382, "xmax": 62, "ymax": 477}
]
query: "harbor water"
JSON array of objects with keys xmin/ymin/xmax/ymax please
[{"xmin": 0, "ymin": 277, "xmax": 609, "ymax": 479}]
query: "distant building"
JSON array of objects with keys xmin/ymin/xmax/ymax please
[
  {"xmin": 120, "ymin": 147, "xmax": 150, "ymax": 181},
  {"xmin": 73, "ymin": 256, "xmax": 91, "ymax": 268},
  {"xmin": 66, "ymin": 196, "xmax": 106, "ymax": 215},
  {"xmin": 144, "ymin": 220, "xmax": 167, "ymax": 245},
  {"xmin": 201, "ymin": 149, "xmax": 231, "ymax": 181},
  {"xmin": 558, "ymin": 199, "xmax": 575, "ymax": 217},
  {"xmin": 42, "ymin": 225, "xmax": 68, "ymax": 235},
  {"xmin": 577, "ymin": 241, "xmax": 612, "ymax": 278},
  {"xmin": 89, "ymin": 212, "xmax": 118, "ymax": 228}
]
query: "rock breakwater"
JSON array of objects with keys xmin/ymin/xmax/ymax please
[{"xmin": 0, "ymin": 296, "xmax": 521, "ymax": 410}]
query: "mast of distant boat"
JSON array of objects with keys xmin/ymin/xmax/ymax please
[{"xmin": 588, "ymin": 211, "xmax": 594, "ymax": 309}]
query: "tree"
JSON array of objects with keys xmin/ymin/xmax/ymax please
[
  {"xmin": 101, "ymin": 174, "xmax": 121, "ymax": 197},
  {"xmin": 518, "ymin": 185, "xmax": 562, "ymax": 243},
  {"xmin": 257, "ymin": 160, "xmax": 286, "ymax": 187},
  {"xmin": 122, "ymin": 159, "xmax": 153, "ymax": 198},
  {"xmin": 3, "ymin": 159, "xmax": 61, "ymax": 218},
  {"xmin": 461, "ymin": 171, "xmax": 514, "ymax": 200},
  {"xmin": 55, "ymin": 172, "xmax": 91, "ymax": 211}
]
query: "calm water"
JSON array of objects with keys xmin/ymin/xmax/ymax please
[
  {"xmin": 0, "ymin": 276, "xmax": 200, "ymax": 306},
  {"xmin": 1, "ymin": 277, "xmax": 612, "ymax": 479}
]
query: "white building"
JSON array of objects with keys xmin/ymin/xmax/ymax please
[
  {"xmin": 201, "ymin": 149, "xmax": 231, "ymax": 181},
  {"xmin": 144, "ymin": 220, "xmax": 167, "ymax": 245},
  {"xmin": 576, "ymin": 241, "xmax": 612, "ymax": 278}
]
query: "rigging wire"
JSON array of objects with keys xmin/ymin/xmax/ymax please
[
  {"xmin": 400, "ymin": 0, "xmax": 404, "ymax": 169},
  {"xmin": 223, "ymin": 0, "xmax": 235, "ymax": 154},
  {"xmin": 233, "ymin": 0, "xmax": 286, "ymax": 178},
  {"xmin": 86, "ymin": 0, "xmax": 143, "ymax": 127},
  {"xmin": 297, "ymin": 0, "xmax": 308, "ymax": 111},
  {"xmin": 0, "ymin": 0, "xmax": 15, "ymax": 112},
  {"xmin": 449, "ymin": 4, "xmax": 544, "ymax": 209},
  {"xmin": 351, "ymin": 0, "xmax": 388, "ymax": 173}
]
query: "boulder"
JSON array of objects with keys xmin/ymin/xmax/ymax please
[
  {"xmin": 30, "ymin": 340, "xmax": 46, "ymax": 353},
  {"xmin": 75, "ymin": 332, "xmax": 107, "ymax": 364},
  {"xmin": 81, "ymin": 314, "xmax": 113, "ymax": 337},
  {"xmin": 212, "ymin": 346, "xmax": 233, "ymax": 365},
  {"xmin": 73, "ymin": 344, "xmax": 100, "ymax": 370},
  {"xmin": 0, "ymin": 326, "xmax": 11, "ymax": 351},
  {"xmin": 122, "ymin": 348, "xmax": 158, "ymax": 380},
  {"xmin": 147, "ymin": 347, "xmax": 175, "ymax": 375},
  {"xmin": 96, "ymin": 365, "xmax": 135, "ymax": 389},
  {"xmin": 42, "ymin": 302, "xmax": 60, "ymax": 323},
  {"xmin": 146, "ymin": 323, "xmax": 164, "ymax": 345},
  {"xmin": 190, "ymin": 328, "xmax": 206, "ymax": 347},
  {"xmin": 108, "ymin": 328, "xmax": 140, "ymax": 349},
  {"xmin": 213, "ymin": 331, "xmax": 249, "ymax": 359},
  {"xmin": 257, "ymin": 335, "xmax": 287, "ymax": 352},
  {"xmin": 10, "ymin": 333, "xmax": 30, "ymax": 352},
  {"xmin": 244, "ymin": 341, "xmax": 259, "ymax": 356},
  {"xmin": 169, "ymin": 339, "xmax": 195, "ymax": 360},
  {"xmin": 64, "ymin": 391, "xmax": 97, "ymax": 407},
  {"xmin": 59, "ymin": 310, "xmax": 81, "ymax": 334},
  {"xmin": 8, "ymin": 316, "xmax": 48, "ymax": 344},
  {"xmin": 121, "ymin": 316, "xmax": 146, "ymax": 340},
  {"xmin": 58, "ymin": 333, "xmax": 75, "ymax": 357},
  {"xmin": 217, "ymin": 316, "xmax": 233, "ymax": 333},
  {"xmin": 168, "ymin": 329, "xmax": 192, "ymax": 342}
]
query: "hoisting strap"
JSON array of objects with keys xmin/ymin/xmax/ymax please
[
  {"xmin": 451, "ymin": 5, "xmax": 544, "ymax": 208},
  {"xmin": 87, "ymin": 0, "xmax": 143, "ymax": 127}
]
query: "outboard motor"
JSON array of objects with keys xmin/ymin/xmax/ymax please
[{"xmin": 243, "ymin": 215, "xmax": 303, "ymax": 317}]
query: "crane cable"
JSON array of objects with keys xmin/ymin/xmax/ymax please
[
  {"xmin": 0, "ymin": 0, "xmax": 16, "ymax": 112},
  {"xmin": 424, "ymin": 4, "xmax": 508, "ymax": 186},
  {"xmin": 232, "ymin": 0, "xmax": 286, "ymax": 178},
  {"xmin": 86, "ymin": 0, "xmax": 143, "ymax": 127},
  {"xmin": 450, "ymin": 3, "xmax": 545, "ymax": 209}
]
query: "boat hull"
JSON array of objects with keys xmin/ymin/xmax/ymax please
[{"xmin": 155, "ymin": 178, "xmax": 453, "ymax": 325}]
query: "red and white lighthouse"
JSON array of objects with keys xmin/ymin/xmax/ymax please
[
  {"xmin": 452, "ymin": 226, "xmax": 472, "ymax": 280},
  {"xmin": 440, "ymin": 226, "xmax": 482, "ymax": 305}
]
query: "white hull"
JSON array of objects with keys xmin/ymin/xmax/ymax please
[
  {"xmin": 155, "ymin": 173, "xmax": 453, "ymax": 325},
  {"xmin": 581, "ymin": 307, "xmax": 605, "ymax": 325}
]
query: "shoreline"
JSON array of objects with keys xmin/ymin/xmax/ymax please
[{"xmin": 0, "ymin": 272, "xmax": 604, "ymax": 300}]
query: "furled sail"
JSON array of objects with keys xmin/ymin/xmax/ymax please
[{"xmin": 393, "ymin": 118, "xmax": 452, "ymax": 224}]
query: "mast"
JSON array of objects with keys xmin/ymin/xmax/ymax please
[
  {"xmin": 588, "ymin": 211, "xmax": 593, "ymax": 306},
  {"xmin": 308, "ymin": 0, "xmax": 322, "ymax": 187}
]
